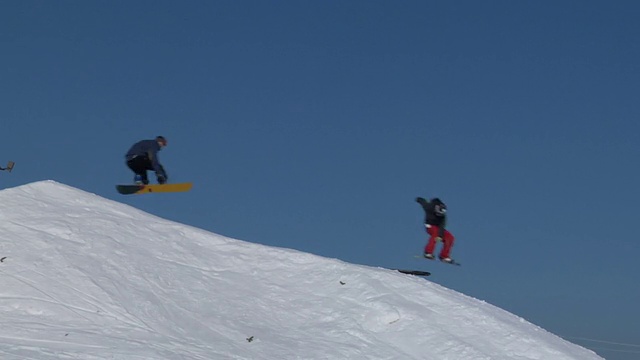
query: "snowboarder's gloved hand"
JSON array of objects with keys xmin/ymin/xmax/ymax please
[{"xmin": 157, "ymin": 174, "xmax": 167, "ymax": 184}]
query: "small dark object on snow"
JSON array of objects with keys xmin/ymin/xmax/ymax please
[
  {"xmin": 246, "ymin": 336, "xmax": 254, "ymax": 343},
  {"xmin": 340, "ymin": 281, "xmax": 346, "ymax": 285},
  {"xmin": 0, "ymin": 257, "xmax": 6, "ymax": 262}
]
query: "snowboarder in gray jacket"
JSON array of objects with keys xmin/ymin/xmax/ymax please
[{"xmin": 125, "ymin": 136, "xmax": 168, "ymax": 185}]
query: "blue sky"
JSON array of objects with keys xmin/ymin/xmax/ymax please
[{"xmin": 2, "ymin": 1, "xmax": 639, "ymax": 358}]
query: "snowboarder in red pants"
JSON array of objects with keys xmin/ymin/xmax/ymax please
[{"xmin": 416, "ymin": 197, "xmax": 455, "ymax": 264}]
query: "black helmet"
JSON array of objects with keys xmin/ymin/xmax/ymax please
[{"xmin": 156, "ymin": 136, "xmax": 167, "ymax": 146}]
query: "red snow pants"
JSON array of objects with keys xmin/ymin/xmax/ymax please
[{"xmin": 424, "ymin": 225, "xmax": 455, "ymax": 259}]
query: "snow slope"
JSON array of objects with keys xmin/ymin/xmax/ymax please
[{"xmin": 0, "ymin": 181, "xmax": 603, "ymax": 360}]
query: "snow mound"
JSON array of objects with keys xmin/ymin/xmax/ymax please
[{"xmin": 0, "ymin": 181, "xmax": 602, "ymax": 359}]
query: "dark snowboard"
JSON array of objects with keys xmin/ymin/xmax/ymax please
[
  {"xmin": 415, "ymin": 255, "xmax": 461, "ymax": 266},
  {"xmin": 394, "ymin": 269, "xmax": 431, "ymax": 276}
]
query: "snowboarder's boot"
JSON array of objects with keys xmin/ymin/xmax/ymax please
[{"xmin": 439, "ymin": 257, "xmax": 454, "ymax": 264}]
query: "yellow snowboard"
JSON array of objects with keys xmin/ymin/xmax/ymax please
[{"xmin": 116, "ymin": 183, "xmax": 193, "ymax": 195}]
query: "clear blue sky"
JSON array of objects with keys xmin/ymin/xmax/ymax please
[{"xmin": 2, "ymin": 1, "xmax": 639, "ymax": 358}]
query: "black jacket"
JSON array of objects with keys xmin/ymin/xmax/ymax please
[{"xmin": 416, "ymin": 197, "xmax": 447, "ymax": 236}]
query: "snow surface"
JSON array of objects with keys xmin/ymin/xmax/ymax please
[{"xmin": 0, "ymin": 181, "xmax": 603, "ymax": 360}]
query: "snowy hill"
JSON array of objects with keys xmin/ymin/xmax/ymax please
[{"xmin": 0, "ymin": 181, "xmax": 602, "ymax": 360}]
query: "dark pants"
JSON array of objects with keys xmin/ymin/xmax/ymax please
[{"xmin": 127, "ymin": 156, "xmax": 154, "ymax": 184}]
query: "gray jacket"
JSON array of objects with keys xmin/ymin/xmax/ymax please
[{"xmin": 125, "ymin": 140, "xmax": 165, "ymax": 175}]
